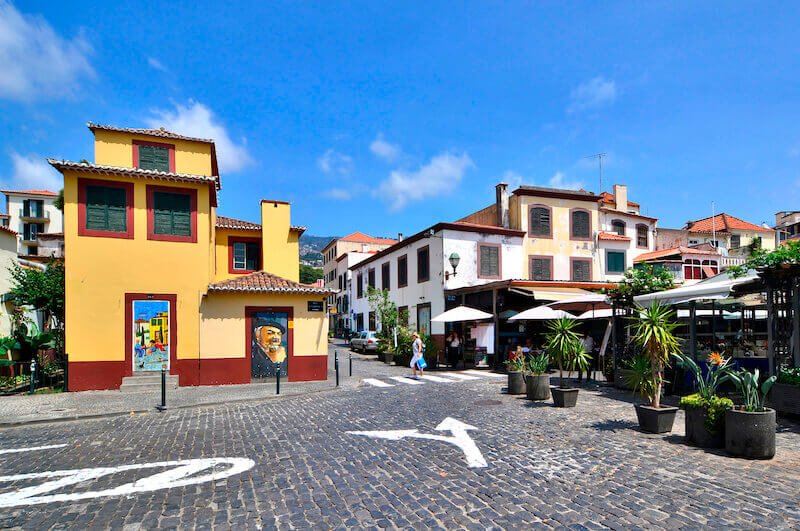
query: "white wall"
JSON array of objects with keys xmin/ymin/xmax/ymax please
[
  {"xmin": 5, "ymin": 193, "xmax": 63, "ymax": 254},
  {"xmin": 599, "ymin": 211, "xmax": 657, "ymax": 280},
  {"xmin": 441, "ymin": 229, "xmax": 524, "ymax": 290}
]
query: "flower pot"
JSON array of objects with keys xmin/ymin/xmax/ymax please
[
  {"xmin": 551, "ymin": 387, "xmax": 579, "ymax": 408},
  {"xmin": 684, "ymin": 406, "xmax": 725, "ymax": 448},
  {"xmin": 525, "ymin": 374, "xmax": 551, "ymax": 401},
  {"xmin": 770, "ymin": 383, "xmax": 800, "ymax": 415},
  {"xmin": 725, "ymin": 408, "xmax": 776, "ymax": 459},
  {"xmin": 634, "ymin": 404, "xmax": 678, "ymax": 434},
  {"xmin": 507, "ymin": 371, "xmax": 526, "ymax": 395}
]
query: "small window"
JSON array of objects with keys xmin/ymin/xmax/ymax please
[
  {"xmin": 606, "ymin": 251, "xmax": 625, "ymax": 274},
  {"xmin": 529, "ymin": 256, "xmax": 552, "ymax": 281},
  {"xmin": 636, "ymin": 224, "xmax": 649, "ymax": 248},
  {"xmin": 398, "ymin": 255, "xmax": 408, "ymax": 287},
  {"xmin": 529, "ymin": 206, "xmax": 551, "ymax": 237},
  {"xmin": 136, "ymin": 143, "xmax": 172, "ymax": 172},
  {"xmin": 381, "ymin": 262, "xmax": 390, "ymax": 290},
  {"xmin": 231, "ymin": 239, "xmax": 260, "ymax": 272},
  {"xmin": 571, "ymin": 259, "xmax": 591, "ymax": 281},
  {"xmin": 147, "ymin": 186, "xmax": 197, "ymax": 242},
  {"xmin": 611, "ymin": 220, "xmax": 626, "ymax": 236},
  {"xmin": 417, "ymin": 246, "xmax": 430, "ymax": 283},
  {"xmin": 571, "ymin": 210, "xmax": 591, "ymax": 239},
  {"xmin": 730, "ymin": 235, "xmax": 741, "ymax": 249},
  {"xmin": 368, "ymin": 268, "xmax": 376, "ymax": 289},
  {"xmin": 478, "ymin": 244, "xmax": 500, "ymax": 278},
  {"xmin": 683, "ymin": 259, "xmax": 702, "ymax": 280},
  {"xmin": 86, "ymin": 185, "xmax": 127, "ymax": 233},
  {"xmin": 356, "ymin": 273, "xmax": 363, "ymax": 298}
]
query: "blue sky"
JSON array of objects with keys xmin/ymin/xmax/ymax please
[{"xmin": 1, "ymin": 1, "xmax": 798, "ymax": 238}]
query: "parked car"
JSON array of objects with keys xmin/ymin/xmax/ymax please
[{"xmin": 350, "ymin": 331, "xmax": 379, "ymax": 353}]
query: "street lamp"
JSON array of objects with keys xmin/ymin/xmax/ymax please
[{"xmin": 446, "ymin": 252, "xmax": 460, "ymax": 280}]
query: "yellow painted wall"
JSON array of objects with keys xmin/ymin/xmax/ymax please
[
  {"xmin": 214, "ymin": 227, "xmax": 263, "ymax": 281},
  {"xmin": 93, "ymin": 130, "xmax": 214, "ymax": 176},
  {"xmin": 261, "ymin": 200, "xmax": 299, "ymax": 282},
  {"xmin": 199, "ymin": 293, "xmax": 329, "ymax": 358},
  {"xmin": 63, "ymin": 170, "xmax": 214, "ymax": 363}
]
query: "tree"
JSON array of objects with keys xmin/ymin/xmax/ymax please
[
  {"xmin": 630, "ymin": 303, "xmax": 681, "ymax": 409},
  {"xmin": 54, "ymin": 189, "xmax": 64, "ymax": 211},
  {"xmin": 299, "ymin": 265, "xmax": 323, "ymax": 284},
  {"xmin": 609, "ymin": 264, "xmax": 675, "ymax": 299},
  {"xmin": 8, "ymin": 259, "xmax": 64, "ymax": 353},
  {"xmin": 366, "ymin": 286, "xmax": 398, "ymax": 347}
]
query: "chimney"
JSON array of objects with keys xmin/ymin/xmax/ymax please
[
  {"xmin": 613, "ymin": 184, "xmax": 628, "ymax": 212},
  {"xmin": 397, "ymin": 232, "xmax": 404, "ymax": 242},
  {"xmin": 361, "ymin": 243, "xmax": 368, "ymax": 253},
  {"xmin": 495, "ymin": 182, "xmax": 509, "ymax": 228}
]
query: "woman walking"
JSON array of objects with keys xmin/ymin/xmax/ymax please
[{"xmin": 410, "ymin": 331, "xmax": 426, "ymax": 379}]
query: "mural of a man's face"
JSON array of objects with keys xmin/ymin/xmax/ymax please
[{"xmin": 255, "ymin": 325, "xmax": 286, "ymax": 363}]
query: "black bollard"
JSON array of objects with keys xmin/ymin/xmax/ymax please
[
  {"xmin": 156, "ymin": 369, "xmax": 167, "ymax": 411},
  {"xmin": 276, "ymin": 363, "xmax": 281, "ymax": 395},
  {"xmin": 335, "ymin": 350, "xmax": 340, "ymax": 387},
  {"xmin": 29, "ymin": 359, "xmax": 36, "ymax": 395},
  {"xmin": 349, "ymin": 351, "xmax": 353, "ymax": 377}
]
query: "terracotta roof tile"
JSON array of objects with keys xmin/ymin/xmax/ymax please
[
  {"xmin": 0, "ymin": 189, "xmax": 58, "ymax": 196},
  {"xmin": 598, "ymin": 191, "xmax": 640, "ymax": 208},
  {"xmin": 598, "ymin": 231, "xmax": 631, "ymax": 241},
  {"xmin": 634, "ymin": 244, "xmax": 719, "ymax": 263},
  {"xmin": 0, "ymin": 226, "xmax": 17, "ymax": 236},
  {"xmin": 208, "ymin": 271, "xmax": 335, "ymax": 294},
  {"xmin": 48, "ymin": 159, "xmax": 220, "ymax": 189},
  {"xmin": 215, "ymin": 215, "xmax": 305, "ymax": 233},
  {"xmin": 339, "ymin": 232, "xmax": 398, "ymax": 245},
  {"xmin": 686, "ymin": 213, "xmax": 774, "ymax": 234},
  {"xmin": 87, "ymin": 122, "xmax": 214, "ymax": 144}
]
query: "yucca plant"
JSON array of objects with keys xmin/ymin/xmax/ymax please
[
  {"xmin": 525, "ymin": 352, "xmax": 549, "ymax": 375},
  {"xmin": 629, "ymin": 303, "xmax": 681, "ymax": 409},
  {"xmin": 724, "ymin": 368, "xmax": 777, "ymax": 412},
  {"xmin": 544, "ymin": 317, "xmax": 589, "ymax": 388},
  {"xmin": 623, "ymin": 353, "xmax": 657, "ymax": 404}
]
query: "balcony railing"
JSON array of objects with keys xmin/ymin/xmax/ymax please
[
  {"xmin": 19, "ymin": 209, "xmax": 50, "ymax": 221},
  {"xmin": 721, "ymin": 256, "xmax": 747, "ymax": 267}
]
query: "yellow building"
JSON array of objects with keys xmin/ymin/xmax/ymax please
[{"xmin": 50, "ymin": 123, "xmax": 332, "ymax": 390}]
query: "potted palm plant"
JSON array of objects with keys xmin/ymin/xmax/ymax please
[
  {"xmin": 673, "ymin": 351, "xmax": 734, "ymax": 448},
  {"xmin": 770, "ymin": 367, "xmax": 800, "ymax": 415},
  {"xmin": 629, "ymin": 303, "xmax": 681, "ymax": 433},
  {"xmin": 724, "ymin": 368, "xmax": 777, "ymax": 459},
  {"xmin": 506, "ymin": 351, "xmax": 526, "ymax": 395},
  {"xmin": 545, "ymin": 317, "xmax": 589, "ymax": 408},
  {"xmin": 525, "ymin": 352, "xmax": 550, "ymax": 401}
]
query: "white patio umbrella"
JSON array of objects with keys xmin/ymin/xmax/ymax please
[
  {"xmin": 509, "ymin": 306, "xmax": 574, "ymax": 321},
  {"xmin": 431, "ymin": 305, "xmax": 493, "ymax": 323},
  {"xmin": 576, "ymin": 308, "xmax": 614, "ymax": 320},
  {"xmin": 547, "ymin": 293, "xmax": 610, "ymax": 313}
]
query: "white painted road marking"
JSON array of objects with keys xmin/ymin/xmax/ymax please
[
  {"xmin": 0, "ymin": 457, "xmax": 256, "ymax": 508},
  {"xmin": 388, "ymin": 376, "xmax": 424, "ymax": 385},
  {"xmin": 418, "ymin": 374, "xmax": 457, "ymax": 383},
  {"xmin": 347, "ymin": 417, "xmax": 488, "ymax": 468},
  {"xmin": 0, "ymin": 444, "xmax": 68, "ymax": 455},
  {"xmin": 463, "ymin": 370, "xmax": 505, "ymax": 378},
  {"xmin": 442, "ymin": 372, "xmax": 481, "ymax": 380},
  {"xmin": 362, "ymin": 378, "xmax": 394, "ymax": 388}
]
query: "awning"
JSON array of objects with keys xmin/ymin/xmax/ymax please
[
  {"xmin": 431, "ymin": 306, "xmax": 494, "ymax": 323},
  {"xmin": 576, "ymin": 308, "xmax": 613, "ymax": 320},
  {"xmin": 633, "ymin": 273, "xmax": 760, "ymax": 307},
  {"xmin": 510, "ymin": 287, "xmax": 592, "ymax": 301},
  {"xmin": 547, "ymin": 293, "xmax": 610, "ymax": 312},
  {"xmin": 509, "ymin": 306, "xmax": 575, "ymax": 321}
]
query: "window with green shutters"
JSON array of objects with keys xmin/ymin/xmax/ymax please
[
  {"xmin": 153, "ymin": 191, "xmax": 191, "ymax": 236},
  {"xmin": 137, "ymin": 145, "xmax": 171, "ymax": 172},
  {"xmin": 606, "ymin": 251, "xmax": 625, "ymax": 273},
  {"xmin": 86, "ymin": 185, "xmax": 128, "ymax": 233}
]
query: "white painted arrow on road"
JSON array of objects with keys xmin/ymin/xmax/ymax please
[{"xmin": 347, "ymin": 417, "xmax": 487, "ymax": 468}]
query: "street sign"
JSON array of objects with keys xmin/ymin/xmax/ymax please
[{"xmin": 307, "ymin": 301, "xmax": 324, "ymax": 312}]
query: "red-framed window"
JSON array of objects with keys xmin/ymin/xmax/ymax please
[
  {"xmin": 146, "ymin": 185, "xmax": 198, "ymax": 243},
  {"xmin": 228, "ymin": 237, "xmax": 261, "ymax": 273},
  {"xmin": 133, "ymin": 140, "xmax": 175, "ymax": 172},
  {"xmin": 77, "ymin": 178, "xmax": 134, "ymax": 239}
]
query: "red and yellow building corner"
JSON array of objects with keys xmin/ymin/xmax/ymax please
[{"xmin": 50, "ymin": 122, "xmax": 335, "ymax": 391}]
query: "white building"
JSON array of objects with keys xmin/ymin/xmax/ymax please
[
  {"xmin": 349, "ymin": 222, "xmax": 525, "ymax": 348},
  {"xmin": 1, "ymin": 190, "xmax": 63, "ymax": 256}
]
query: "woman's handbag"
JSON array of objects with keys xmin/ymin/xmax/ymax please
[{"xmin": 417, "ymin": 357, "xmax": 428, "ymax": 370}]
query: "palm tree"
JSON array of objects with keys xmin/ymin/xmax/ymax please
[
  {"xmin": 630, "ymin": 303, "xmax": 681, "ymax": 409},
  {"xmin": 544, "ymin": 317, "xmax": 589, "ymax": 388}
]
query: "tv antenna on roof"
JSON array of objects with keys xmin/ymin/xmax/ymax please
[{"xmin": 583, "ymin": 152, "xmax": 607, "ymax": 193}]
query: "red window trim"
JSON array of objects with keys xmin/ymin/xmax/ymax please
[
  {"xmin": 133, "ymin": 140, "xmax": 176, "ymax": 172},
  {"xmin": 228, "ymin": 236, "xmax": 262, "ymax": 274},
  {"xmin": 477, "ymin": 242, "xmax": 502, "ymax": 279},
  {"xmin": 528, "ymin": 204, "xmax": 553, "ymax": 239},
  {"xmin": 570, "ymin": 257, "xmax": 593, "ymax": 282},
  {"xmin": 397, "ymin": 254, "xmax": 408, "ymax": 287},
  {"xmin": 146, "ymin": 184, "xmax": 198, "ymax": 243},
  {"xmin": 528, "ymin": 255, "xmax": 553, "ymax": 281},
  {"xmin": 569, "ymin": 208, "xmax": 593, "ymax": 241},
  {"xmin": 77, "ymin": 177, "xmax": 135, "ymax": 239},
  {"xmin": 636, "ymin": 223, "xmax": 650, "ymax": 249}
]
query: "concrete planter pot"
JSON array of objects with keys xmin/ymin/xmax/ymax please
[
  {"xmin": 507, "ymin": 371, "xmax": 526, "ymax": 395},
  {"xmin": 635, "ymin": 404, "xmax": 678, "ymax": 434},
  {"xmin": 551, "ymin": 387, "xmax": 579, "ymax": 408},
  {"xmin": 684, "ymin": 406, "xmax": 725, "ymax": 448},
  {"xmin": 770, "ymin": 383, "xmax": 800, "ymax": 415},
  {"xmin": 525, "ymin": 374, "xmax": 551, "ymax": 401},
  {"xmin": 725, "ymin": 408, "xmax": 776, "ymax": 459}
]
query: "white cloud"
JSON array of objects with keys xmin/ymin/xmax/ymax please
[
  {"xmin": 147, "ymin": 57, "xmax": 167, "ymax": 72},
  {"xmin": 567, "ymin": 76, "xmax": 617, "ymax": 114},
  {"xmin": 146, "ymin": 101, "xmax": 253, "ymax": 173},
  {"xmin": 3, "ymin": 151, "xmax": 61, "ymax": 191},
  {"xmin": 321, "ymin": 188, "xmax": 353, "ymax": 201},
  {"xmin": 501, "ymin": 170, "xmax": 524, "ymax": 191},
  {"xmin": 548, "ymin": 171, "xmax": 583, "ymax": 190},
  {"xmin": 318, "ymin": 149, "xmax": 353, "ymax": 176},
  {"xmin": 369, "ymin": 135, "xmax": 402, "ymax": 162},
  {"xmin": 0, "ymin": 1, "xmax": 94, "ymax": 102},
  {"xmin": 377, "ymin": 152, "xmax": 473, "ymax": 211}
]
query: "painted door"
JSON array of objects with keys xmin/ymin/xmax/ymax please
[
  {"xmin": 250, "ymin": 310, "xmax": 290, "ymax": 379},
  {"xmin": 131, "ymin": 299, "xmax": 171, "ymax": 372}
]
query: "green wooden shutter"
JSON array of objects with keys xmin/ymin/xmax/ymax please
[
  {"xmin": 86, "ymin": 186, "xmax": 108, "ymax": 230},
  {"xmin": 86, "ymin": 185, "xmax": 127, "ymax": 232},
  {"xmin": 106, "ymin": 187, "xmax": 127, "ymax": 232},
  {"xmin": 607, "ymin": 252, "xmax": 625, "ymax": 273},
  {"xmin": 138, "ymin": 145, "xmax": 170, "ymax": 172},
  {"xmin": 171, "ymin": 194, "xmax": 191, "ymax": 236},
  {"xmin": 153, "ymin": 191, "xmax": 191, "ymax": 236},
  {"xmin": 153, "ymin": 192, "xmax": 174, "ymax": 234}
]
